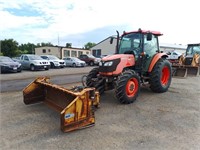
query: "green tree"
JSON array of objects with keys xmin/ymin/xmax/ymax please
[
  {"xmin": 18, "ymin": 43, "xmax": 35, "ymax": 54},
  {"xmin": 1, "ymin": 39, "xmax": 18, "ymax": 57},
  {"xmin": 66, "ymin": 43, "xmax": 72, "ymax": 48},
  {"xmin": 84, "ymin": 42, "xmax": 96, "ymax": 49}
]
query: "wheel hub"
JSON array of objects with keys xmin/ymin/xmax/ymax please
[
  {"xmin": 126, "ymin": 78, "xmax": 138, "ymax": 97},
  {"xmin": 161, "ymin": 66, "xmax": 170, "ymax": 85}
]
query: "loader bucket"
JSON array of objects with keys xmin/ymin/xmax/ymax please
[
  {"xmin": 187, "ymin": 66, "xmax": 200, "ymax": 76},
  {"xmin": 172, "ymin": 67, "xmax": 187, "ymax": 78},
  {"xmin": 23, "ymin": 77, "xmax": 100, "ymax": 132}
]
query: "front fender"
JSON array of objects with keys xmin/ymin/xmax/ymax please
[{"xmin": 148, "ymin": 53, "xmax": 168, "ymax": 72}]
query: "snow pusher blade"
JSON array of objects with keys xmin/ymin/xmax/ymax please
[{"xmin": 23, "ymin": 77, "xmax": 100, "ymax": 132}]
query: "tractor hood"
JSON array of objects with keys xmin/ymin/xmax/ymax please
[
  {"xmin": 102, "ymin": 54, "xmax": 134, "ymax": 62},
  {"xmin": 99, "ymin": 54, "xmax": 135, "ymax": 76}
]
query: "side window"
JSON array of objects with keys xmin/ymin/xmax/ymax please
[
  {"xmin": 187, "ymin": 47, "xmax": 193, "ymax": 55},
  {"xmin": 24, "ymin": 56, "xmax": 29, "ymax": 61},
  {"xmin": 81, "ymin": 55, "xmax": 86, "ymax": 59},
  {"xmin": 144, "ymin": 34, "xmax": 158, "ymax": 57}
]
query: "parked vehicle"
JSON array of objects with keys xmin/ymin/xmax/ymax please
[
  {"xmin": 40, "ymin": 55, "xmax": 65, "ymax": 68},
  {"xmin": 0, "ymin": 56, "xmax": 22, "ymax": 73},
  {"xmin": 19, "ymin": 54, "xmax": 50, "ymax": 71},
  {"xmin": 166, "ymin": 51, "xmax": 182, "ymax": 60},
  {"xmin": 63, "ymin": 57, "xmax": 86, "ymax": 67},
  {"xmin": 79, "ymin": 54, "xmax": 101, "ymax": 66}
]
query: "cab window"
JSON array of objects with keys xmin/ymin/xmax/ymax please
[{"xmin": 144, "ymin": 34, "xmax": 158, "ymax": 57}]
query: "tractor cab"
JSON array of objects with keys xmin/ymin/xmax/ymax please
[{"xmin": 117, "ymin": 30, "xmax": 162, "ymax": 72}]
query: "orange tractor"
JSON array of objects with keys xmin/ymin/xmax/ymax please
[
  {"xmin": 86, "ymin": 29, "xmax": 172, "ymax": 104},
  {"xmin": 23, "ymin": 29, "xmax": 172, "ymax": 132}
]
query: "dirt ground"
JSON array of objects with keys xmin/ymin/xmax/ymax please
[{"xmin": 0, "ymin": 77, "xmax": 200, "ymax": 150}]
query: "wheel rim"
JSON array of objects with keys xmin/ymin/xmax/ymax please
[
  {"xmin": 126, "ymin": 78, "xmax": 139, "ymax": 97},
  {"xmin": 31, "ymin": 66, "xmax": 34, "ymax": 70},
  {"xmin": 161, "ymin": 66, "xmax": 170, "ymax": 85}
]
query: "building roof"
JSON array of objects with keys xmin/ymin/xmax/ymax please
[
  {"xmin": 35, "ymin": 46, "xmax": 90, "ymax": 51},
  {"xmin": 160, "ymin": 43, "xmax": 187, "ymax": 49}
]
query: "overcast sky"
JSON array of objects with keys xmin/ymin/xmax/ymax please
[{"xmin": 0, "ymin": 0, "xmax": 199, "ymax": 48}]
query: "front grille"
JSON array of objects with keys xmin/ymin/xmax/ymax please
[
  {"xmin": 10, "ymin": 65, "xmax": 18, "ymax": 67},
  {"xmin": 59, "ymin": 62, "xmax": 64, "ymax": 64},
  {"xmin": 99, "ymin": 58, "xmax": 120, "ymax": 72}
]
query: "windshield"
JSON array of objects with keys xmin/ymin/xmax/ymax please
[
  {"xmin": 119, "ymin": 33, "xmax": 141, "ymax": 54},
  {"xmin": 72, "ymin": 57, "xmax": 81, "ymax": 61},
  {"xmin": 48, "ymin": 55, "xmax": 59, "ymax": 60},
  {"xmin": 187, "ymin": 45, "xmax": 200, "ymax": 55},
  {"xmin": 0, "ymin": 57, "xmax": 14, "ymax": 62},
  {"xmin": 29, "ymin": 55, "xmax": 43, "ymax": 60},
  {"xmin": 87, "ymin": 54, "xmax": 95, "ymax": 58}
]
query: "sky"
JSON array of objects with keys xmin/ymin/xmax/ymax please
[{"xmin": 0, "ymin": 0, "xmax": 199, "ymax": 48}]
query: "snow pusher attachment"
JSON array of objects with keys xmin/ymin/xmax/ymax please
[{"xmin": 23, "ymin": 77, "xmax": 100, "ymax": 132}]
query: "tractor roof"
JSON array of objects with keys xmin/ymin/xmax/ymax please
[
  {"xmin": 123, "ymin": 29, "xmax": 163, "ymax": 36},
  {"xmin": 187, "ymin": 43, "xmax": 200, "ymax": 46}
]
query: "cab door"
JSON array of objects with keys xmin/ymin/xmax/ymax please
[{"xmin": 143, "ymin": 34, "xmax": 159, "ymax": 72}]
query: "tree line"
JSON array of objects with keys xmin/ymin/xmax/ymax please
[{"xmin": 0, "ymin": 39, "xmax": 96, "ymax": 57}]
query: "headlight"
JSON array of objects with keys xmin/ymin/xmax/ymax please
[
  {"xmin": 18, "ymin": 63, "xmax": 21, "ymax": 67},
  {"xmin": 104, "ymin": 61, "xmax": 113, "ymax": 66}
]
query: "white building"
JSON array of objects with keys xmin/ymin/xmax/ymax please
[{"xmin": 35, "ymin": 46, "xmax": 90, "ymax": 59}]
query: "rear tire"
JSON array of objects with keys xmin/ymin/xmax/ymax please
[
  {"xmin": 115, "ymin": 70, "xmax": 140, "ymax": 104},
  {"xmin": 149, "ymin": 58, "xmax": 172, "ymax": 93}
]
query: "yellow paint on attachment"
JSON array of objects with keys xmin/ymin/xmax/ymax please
[{"xmin": 23, "ymin": 77, "xmax": 100, "ymax": 132}]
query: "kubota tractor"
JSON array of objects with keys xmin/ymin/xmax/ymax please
[{"xmin": 86, "ymin": 29, "xmax": 172, "ymax": 104}]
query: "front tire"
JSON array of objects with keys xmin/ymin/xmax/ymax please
[
  {"xmin": 149, "ymin": 58, "xmax": 172, "ymax": 93},
  {"xmin": 50, "ymin": 62, "xmax": 55, "ymax": 68},
  {"xmin": 89, "ymin": 61, "xmax": 94, "ymax": 66},
  {"xmin": 86, "ymin": 68, "xmax": 105, "ymax": 94},
  {"xmin": 115, "ymin": 70, "xmax": 140, "ymax": 104},
  {"xmin": 30, "ymin": 64, "xmax": 35, "ymax": 71}
]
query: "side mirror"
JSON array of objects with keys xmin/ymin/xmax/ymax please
[
  {"xmin": 147, "ymin": 33, "xmax": 152, "ymax": 41},
  {"xmin": 110, "ymin": 37, "xmax": 114, "ymax": 44}
]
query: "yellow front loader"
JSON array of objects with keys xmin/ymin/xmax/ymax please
[
  {"xmin": 23, "ymin": 77, "xmax": 100, "ymax": 132},
  {"xmin": 172, "ymin": 46, "xmax": 200, "ymax": 78}
]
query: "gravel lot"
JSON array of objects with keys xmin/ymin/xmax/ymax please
[{"xmin": 0, "ymin": 73, "xmax": 200, "ymax": 149}]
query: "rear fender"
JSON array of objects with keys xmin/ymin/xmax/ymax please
[{"xmin": 148, "ymin": 53, "xmax": 168, "ymax": 72}]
